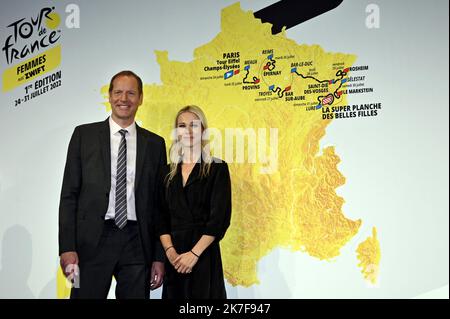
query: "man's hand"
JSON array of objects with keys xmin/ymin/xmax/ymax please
[
  {"xmin": 60, "ymin": 251, "xmax": 79, "ymax": 282},
  {"xmin": 150, "ymin": 261, "xmax": 165, "ymax": 290}
]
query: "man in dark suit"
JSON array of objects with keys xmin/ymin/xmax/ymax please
[{"xmin": 59, "ymin": 70, "xmax": 166, "ymax": 298}]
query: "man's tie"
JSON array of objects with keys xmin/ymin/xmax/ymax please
[{"xmin": 115, "ymin": 129, "xmax": 128, "ymax": 229}]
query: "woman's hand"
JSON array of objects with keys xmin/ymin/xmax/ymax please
[
  {"xmin": 173, "ymin": 251, "xmax": 199, "ymax": 274},
  {"xmin": 165, "ymin": 246, "xmax": 179, "ymax": 267}
]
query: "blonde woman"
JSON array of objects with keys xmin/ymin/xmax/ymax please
[{"xmin": 158, "ymin": 105, "xmax": 231, "ymax": 299}]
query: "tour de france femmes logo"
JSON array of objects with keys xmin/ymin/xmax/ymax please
[
  {"xmin": 2, "ymin": 7, "xmax": 61, "ymax": 65},
  {"xmin": 2, "ymin": 4, "xmax": 79, "ymax": 106}
]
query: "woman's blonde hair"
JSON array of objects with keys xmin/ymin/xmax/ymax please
[{"xmin": 166, "ymin": 105, "xmax": 212, "ymax": 186}]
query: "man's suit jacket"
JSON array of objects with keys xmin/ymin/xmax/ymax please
[{"xmin": 59, "ymin": 118, "xmax": 166, "ymax": 264}]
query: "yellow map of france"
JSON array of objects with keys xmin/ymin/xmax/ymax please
[{"xmin": 98, "ymin": 3, "xmax": 380, "ymax": 288}]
